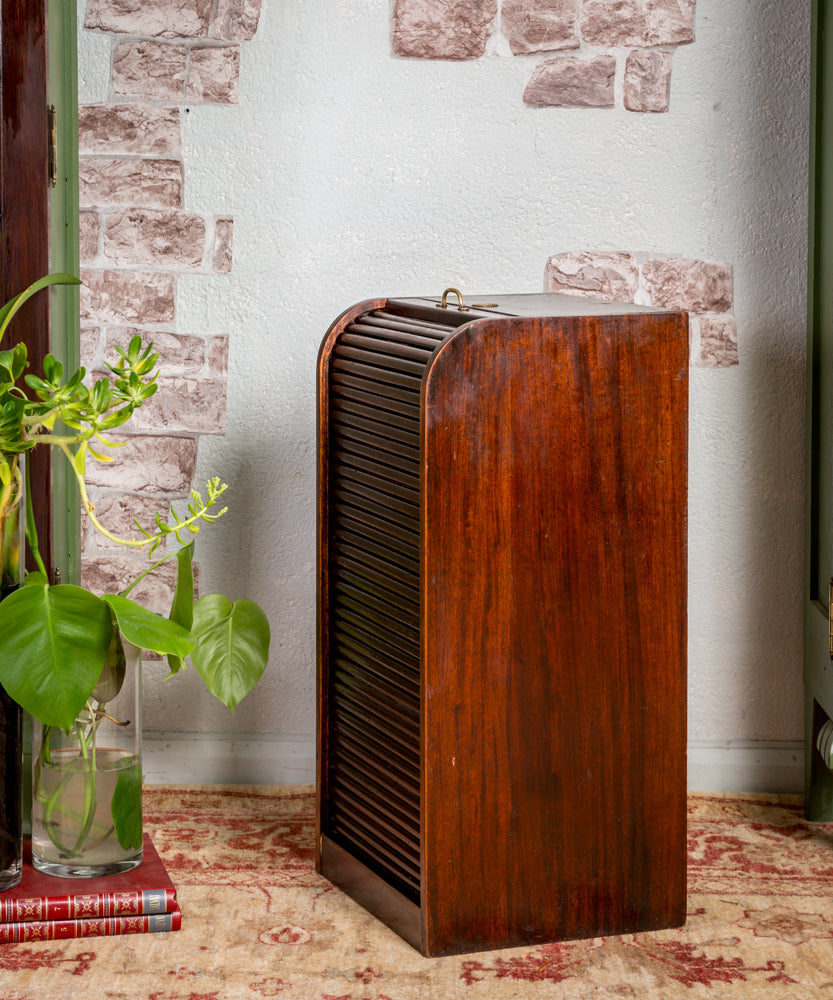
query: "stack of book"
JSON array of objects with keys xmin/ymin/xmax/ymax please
[{"xmin": 0, "ymin": 835, "xmax": 180, "ymax": 942}]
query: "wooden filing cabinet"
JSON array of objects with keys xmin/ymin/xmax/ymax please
[{"xmin": 316, "ymin": 291, "xmax": 688, "ymax": 956}]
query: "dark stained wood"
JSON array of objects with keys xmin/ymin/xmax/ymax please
[
  {"xmin": 316, "ymin": 298, "xmax": 388, "ymax": 858},
  {"xmin": 0, "ymin": 0, "xmax": 51, "ymax": 573},
  {"xmin": 317, "ymin": 295, "xmax": 688, "ymax": 956}
]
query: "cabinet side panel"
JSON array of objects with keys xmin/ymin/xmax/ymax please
[{"xmin": 422, "ymin": 313, "xmax": 688, "ymax": 956}]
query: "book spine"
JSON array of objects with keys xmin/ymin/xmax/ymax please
[
  {"xmin": 0, "ymin": 887, "xmax": 177, "ymax": 922},
  {"xmin": 0, "ymin": 909, "xmax": 181, "ymax": 942}
]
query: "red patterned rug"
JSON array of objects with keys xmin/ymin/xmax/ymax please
[{"xmin": 0, "ymin": 787, "xmax": 831, "ymax": 999}]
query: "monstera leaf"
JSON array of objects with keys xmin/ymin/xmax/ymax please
[
  {"xmin": 0, "ymin": 582, "xmax": 112, "ymax": 731},
  {"xmin": 189, "ymin": 594, "xmax": 271, "ymax": 712}
]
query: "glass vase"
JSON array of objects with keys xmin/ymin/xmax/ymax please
[
  {"xmin": 31, "ymin": 631, "xmax": 143, "ymax": 878},
  {"xmin": 0, "ymin": 457, "xmax": 24, "ymax": 890}
]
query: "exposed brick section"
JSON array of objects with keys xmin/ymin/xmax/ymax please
[
  {"xmin": 545, "ymin": 251, "xmax": 640, "ymax": 301},
  {"xmin": 208, "ymin": 336, "xmax": 229, "ymax": 376},
  {"xmin": 112, "ymin": 41, "xmax": 188, "ymax": 101},
  {"xmin": 83, "ymin": 434, "xmax": 198, "ymax": 493},
  {"xmin": 84, "ymin": 0, "xmax": 212, "ymax": 39},
  {"xmin": 698, "ymin": 314, "xmax": 739, "ymax": 367},
  {"xmin": 104, "ymin": 209, "xmax": 207, "ymax": 269},
  {"xmin": 106, "ymin": 329, "xmax": 207, "ymax": 377},
  {"xmin": 392, "ymin": 0, "xmax": 697, "ymax": 112},
  {"xmin": 213, "ymin": 219, "xmax": 233, "ymax": 273},
  {"xmin": 81, "ymin": 552, "xmax": 178, "ymax": 614},
  {"xmin": 392, "ymin": 0, "xmax": 498, "ymax": 60},
  {"xmin": 501, "ymin": 0, "xmax": 579, "ymax": 55},
  {"xmin": 580, "ymin": 0, "xmax": 695, "ymax": 47},
  {"xmin": 544, "ymin": 249, "xmax": 737, "ymax": 367},
  {"xmin": 126, "ymin": 377, "xmax": 228, "ymax": 435},
  {"xmin": 80, "ymin": 159, "xmax": 183, "ymax": 209},
  {"xmin": 79, "ymin": 105, "xmax": 181, "ymax": 157},
  {"xmin": 82, "ymin": 493, "xmax": 170, "ymax": 551},
  {"xmin": 213, "ymin": 0, "xmax": 261, "ymax": 41},
  {"xmin": 624, "ymin": 49, "xmax": 672, "ymax": 112},
  {"xmin": 78, "ymin": 0, "xmax": 260, "ymax": 614},
  {"xmin": 81, "ymin": 269, "xmax": 176, "ymax": 325},
  {"xmin": 643, "ymin": 257, "xmax": 733, "ymax": 313},
  {"xmin": 80, "ymin": 211, "xmax": 100, "ymax": 263},
  {"xmin": 187, "ymin": 45, "xmax": 240, "ymax": 104},
  {"xmin": 523, "ymin": 56, "xmax": 616, "ymax": 108}
]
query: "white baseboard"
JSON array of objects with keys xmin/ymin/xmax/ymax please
[
  {"xmin": 686, "ymin": 739, "xmax": 805, "ymax": 795},
  {"xmin": 143, "ymin": 733, "xmax": 316, "ymax": 786},
  {"xmin": 143, "ymin": 734, "xmax": 806, "ymax": 794}
]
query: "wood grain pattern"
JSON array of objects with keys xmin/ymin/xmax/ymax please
[
  {"xmin": 422, "ymin": 311, "xmax": 687, "ymax": 954},
  {"xmin": 0, "ymin": 0, "xmax": 51, "ymax": 572},
  {"xmin": 317, "ymin": 297, "xmax": 688, "ymax": 956}
]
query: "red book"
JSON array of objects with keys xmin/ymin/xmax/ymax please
[
  {"xmin": 0, "ymin": 904, "xmax": 181, "ymax": 942},
  {"xmin": 0, "ymin": 834, "xmax": 177, "ymax": 924}
]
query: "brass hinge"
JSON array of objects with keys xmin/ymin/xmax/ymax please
[{"xmin": 47, "ymin": 105, "xmax": 57, "ymax": 188}]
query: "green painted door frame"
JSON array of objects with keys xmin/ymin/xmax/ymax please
[{"xmin": 48, "ymin": 0, "xmax": 80, "ymax": 585}]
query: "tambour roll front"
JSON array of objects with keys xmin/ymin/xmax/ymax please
[{"xmin": 316, "ymin": 290, "xmax": 688, "ymax": 957}]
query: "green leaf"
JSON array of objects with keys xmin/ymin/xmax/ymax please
[
  {"xmin": 111, "ymin": 757, "xmax": 143, "ymax": 851},
  {"xmin": 0, "ymin": 274, "xmax": 81, "ymax": 345},
  {"xmin": 0, "ymin": 583, "xmax": 111, "ymax": 730},
  {"xmin": 0, "ymin": 343, "xmax": 27, "ymax": 383},
  {"xmin": 190, "ymin": 595, "xmax": 271, "ymax": 712},
  {"xmin": 167, "ymin": 543, "xmax": 195, "ymax": 676},
  {"xmin": 102, "ymin": 594, "xmax": 194, "ymax": 659}
]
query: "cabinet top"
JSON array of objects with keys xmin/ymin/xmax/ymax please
[{"xmin": 391, "ymin": 292, "xmax": 683, "ymax": 320}]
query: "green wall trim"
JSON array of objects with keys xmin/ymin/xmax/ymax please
[{"xmin": 48, "ymin": 0, "xmax": 80, "ymax": 585}]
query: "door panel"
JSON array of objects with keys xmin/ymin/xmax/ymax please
[
  {"xmin": 0, "ymin": 0, "xmax": 51, "ymax": 572},
  {"xmin": 805, "ymin": 0, "xmax": 833, "ymax": 818}
]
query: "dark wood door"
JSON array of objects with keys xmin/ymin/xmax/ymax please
[{"xmin": 0, "ymin": 0, "xmax": 52, "ymax": 572}]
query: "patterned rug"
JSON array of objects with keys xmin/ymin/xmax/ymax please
[{"xmin": 0, "ymin": 786, "xmax": 831, "ymax": 999}]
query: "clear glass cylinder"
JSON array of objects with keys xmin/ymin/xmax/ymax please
[
  {"xmin": 31, "ymin": 633, "xmax": 143, "ymax": 878},
  {"xmin": 0, "ymin": 456, "xmax": 25, "ymax": 890}
]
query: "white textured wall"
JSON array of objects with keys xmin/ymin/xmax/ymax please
[{"xmin": 79, "ymin": 1, "xmax": 811, "ymax": 785}]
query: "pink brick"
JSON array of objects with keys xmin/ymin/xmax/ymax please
[
  {"xmin": 524, "ymin": 55, "xmax": 615, "ymax": 108},
  {"xmin": 545, "ymin": 252, "xmax": 640, "ymax": 301},
  {"xmin": 81, "ymin": 326, "xmax": 103, "ymax": 364},
  {"xmin": 79, "ymin": 105, "xmax": 181, "ymax": 157},
  {"xmin": 82, "ymin": 492, "xmax": 171, "ymax": 552},
  {"xmin": 106, "ymin": 328, "xmax": 207, "ymax": 377},
  {"xmin": 213, "ymin": 219, "xmax": 233, "ymax": 273},
  {"xmin": 392, "ymin": 0, "xmax": 498, "ymax": 60},
  {"xmin": 81, "ymin": 552, "xmax": 177, "ymax": 615},
  {"xmin": 81, "ymin": 269, "xmax": 176, "ymax": 325},
  {"xmin": 624, "ymin": 49, "xmax": 672, "ymax": 113},
  {"xmin": 104, "ymin": 209, "xmax": 206, "ymax": 269},
  {"xmin": 580, "ymin": 0, "xmax": 695, "ymax": 47},
  {"xmin": 643, "ymin": 257, "xmax": 733, "ymax": 313},
  {"xmin": 501, "ymin": 0, "xmax": 579, "ymax": 55},
  {"xmin": 84, "ymin": 0, "xmax": 211, "ymax": 38},
  {"xmin": 83, "ymin": 434, "xmax": 198, "ymax": 493},
  {"xmin": 208, "ymin": 335, "xmax": 229, "ymax": 376},
  {"xmin": 698, "ymin": 314, "xmax": 738, "ymax": 367},
  {"xmin": 80, "ymin": 158, "xmax": 183, "ymax": 209},
  {"xmin": 187, "ymin": 45, "xmax": 240, "ymax": 104},
  {"xmin": 112, "ymin": 41, "xmax": 188, "ymax": 102},
  {"xmin": 213, "ymin": 0, "xmax": 261, "ymax": 41},
  {"xmin": 80, "ymin": 211, "xmax": 100, "ymax": 263},
  {"xmin": 126, "ymin": 376, "xmax": 227, "ymax": 435}
]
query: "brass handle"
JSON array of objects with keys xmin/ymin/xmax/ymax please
[{"xmin": 436, "ymin": 287, "xmax": 469, "ymax": 312}]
